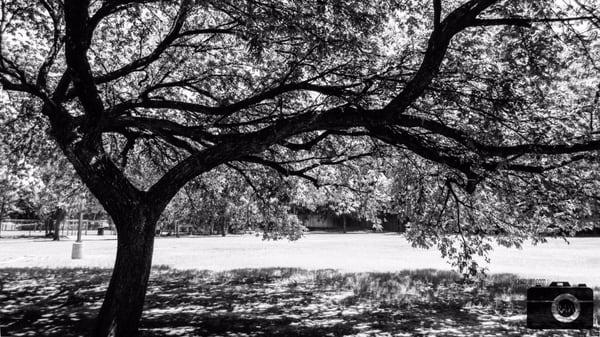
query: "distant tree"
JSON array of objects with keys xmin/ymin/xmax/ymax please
[
  {"xmin": 2, "ymin": 0, "xmax": 600, "ymax": 336},
  {"xmin": 161, "ymin": 166, "xmax": 305, "ymax": 238},
  {"xmin": 289, "ymin": 155, "xmax": 394, "ymax": 231},
  {"xmin": 0, "ymin": 142, "xmax": 46, "ymax": 236},
  {"xmin": 49, "ymin": 206, "xmax": 65, "ymax": 240}
]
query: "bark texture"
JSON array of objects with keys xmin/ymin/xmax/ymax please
[{"xmin": 93, "ymin": 206, "xmax": 160, "ymax": 337}]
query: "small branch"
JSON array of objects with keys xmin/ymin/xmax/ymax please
[
  {"xmin": 489, "ymin": 154, "xmax": 592, "ymax": 173},
  {"xmin": 225, "ymin": 163, "xmax": 267, "ymax": 204},
  {"xmin": 119, "ymin": 135, "xmax": 136, "ymax": 169},
  {"xmin": 280, "ymin": 131, "xmax": 331, "ymax": 151},
  {"xmin": 94, "ymin": 0, "xmax": 194, "ymax": 84},
  {"xmin": 240, "ymin": 155, "xmax": 320, "ymax": 186}
]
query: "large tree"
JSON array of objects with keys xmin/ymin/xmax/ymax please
[{"xmin": 2, "ymin": 0, "xmax": 600, "ymax": 335}]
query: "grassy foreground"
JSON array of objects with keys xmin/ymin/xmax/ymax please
[{"xmin": 0, "ymin": 267, "xmax": 598, "ymax": 336}]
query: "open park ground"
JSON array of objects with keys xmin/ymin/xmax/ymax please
[
  {"xmin": 1, "ymin": 233, "xmax": 600, "ymax": 285},
  {"xmin": 1, "ymin": 233, "xmax": 599, "ymax": 336}
]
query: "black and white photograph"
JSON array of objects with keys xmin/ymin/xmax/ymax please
[{"xmin": 1, "ymin": 0, "xmax": 600, "ymax": 336}]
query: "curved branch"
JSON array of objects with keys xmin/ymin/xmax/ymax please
[
  {"xmin": 94, "ymin": 0, "xmax": 193, "ymax": 84},
  {"xmin": 384, "ymin": 0, "xmax": 498, "ymax": 116},
  {"xmin": 36, "ymin": 0, "xmax": 63, "ymax": 89}
]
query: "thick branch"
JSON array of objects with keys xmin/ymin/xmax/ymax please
[
  {"xmin": 384, "ymin": 0, "xmax": 498, "ymax": 116},
  {"xmin": 64, "ymin": 0, "xmax": 105, "ymax": 118},
  {"xmin": 471, "ymin": 16, "xmax": 596, "ymax": 27},
  {"xmin": 433, "ymin": 0, "xmax": 441, "ymax": 30}
]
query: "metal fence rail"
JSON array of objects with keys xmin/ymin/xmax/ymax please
[{"xmin": 0, "ymin": 218, "xmax": 113, "ymax": 237}]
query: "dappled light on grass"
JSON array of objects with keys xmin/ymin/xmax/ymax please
[
  {"xmin": 0, "ymin": 267, "xmax": 598, "ymax": 336},
  {"xmin": 0, "ymin": 268, "xmax": 111, "ymax": 336}
]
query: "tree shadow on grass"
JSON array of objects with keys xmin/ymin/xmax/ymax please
[
  {"xmin": 0, "ymin": 268, "xmax": 110, "ymax": 336},
  {"xmin": 0, "ymin": 267, "xmax": 598, "ymax": 336}
]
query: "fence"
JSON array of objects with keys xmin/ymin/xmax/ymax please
[{"xmin": 0, "ymin": 218, "xmax": 113, "ymax": 237}]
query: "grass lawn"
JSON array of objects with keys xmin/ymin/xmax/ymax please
[
  {"xmin": 1, "ymin": 234, "xmax": 599, "ymax": 336},
  {"xmin": 1, "ymin": 234, "xmax": 600, "ymax": 285},
  {"xmin": 0, "ymin": 267, "xmax": 599, "ymax": 336}
]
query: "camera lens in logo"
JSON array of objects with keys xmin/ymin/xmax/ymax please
[{"xmin": 551, "ymin": 293, "xmax": 581, "ymax": 323}]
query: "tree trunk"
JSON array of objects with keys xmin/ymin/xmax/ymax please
[
  {"xmin": 342, "ymin": 215, "xmax": 347, "ymax": 234},
  {"xmin": 53, "ymin": 207, "xmax": 67, "ymax": 241},
  {"xmin": 93, "ymin": 207, "xmax": 158, "ymax": 337},
  {"xmin": 220, "ymin": 219, "xmax": 227, "ymax": 237},
  {"xmin": 399, "ymin": 216, "xmax": 409, "ymax": 233}
]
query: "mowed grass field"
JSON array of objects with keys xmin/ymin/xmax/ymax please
[
  {"xmin": 1, "ymin": 233, "xmax": 600, "ymax": 285},
  {"xmin": 1, "ymin": 233, "xmax": 599, "ymax": 336}
]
